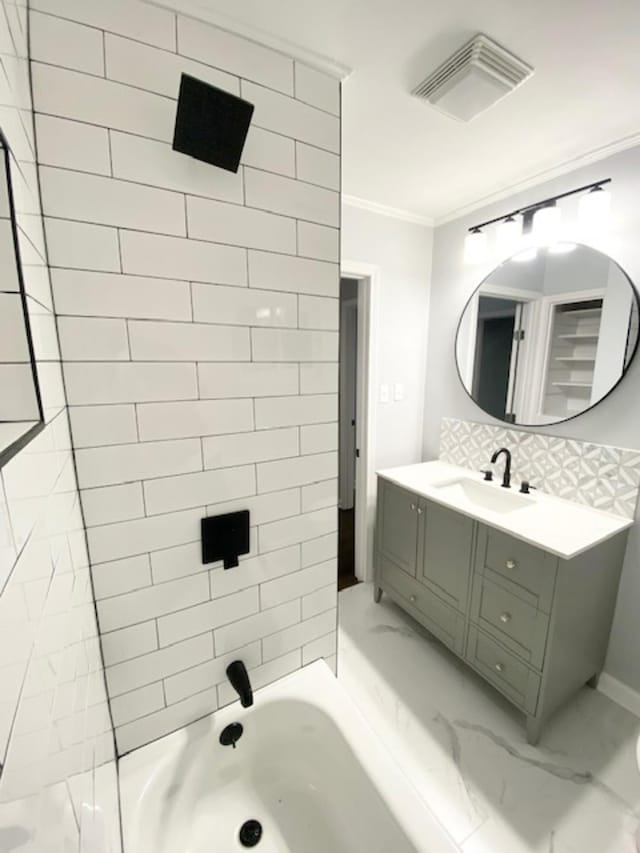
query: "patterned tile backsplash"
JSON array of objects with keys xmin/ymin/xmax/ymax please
[{"xmin": 439, "ymin": 418, "xmax": 640, "ymax": 520}]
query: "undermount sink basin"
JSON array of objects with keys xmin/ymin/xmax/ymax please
[{"xmin": 432, "ymin": 477, "xmax": 532, "ymax": 514}]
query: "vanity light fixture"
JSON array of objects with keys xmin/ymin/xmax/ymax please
[
  {"xmin": 512, "ymin": 247, "xmax": 537, "ymax": 263},
  {"xmin": 548, "ymin": 241, "xmax": 577, "ymax": 255},
  {"xmin": 464, "ymin": 178, "xmax": 612, "ymax": 263}
]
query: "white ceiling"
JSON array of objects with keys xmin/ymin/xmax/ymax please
[{"xmin": 157, "ymin": 0, "xmax": 640, "ymax": 223}]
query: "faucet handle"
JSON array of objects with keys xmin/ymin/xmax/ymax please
[
  {"xmin": 519, "ymin": 480, "xmax": 536, "ymax": 494},
  {"xmin": 480, "ymin": 469, "xmax": 493, "ymax": 481}
]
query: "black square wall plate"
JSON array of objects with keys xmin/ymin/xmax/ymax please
[
  {"xmin": 201, "ymin": 510, "xmax": 250, "ymax": 570},
  {"xmin": 173, "ymin": 73, "xmax": 254, "ymax": 173}
]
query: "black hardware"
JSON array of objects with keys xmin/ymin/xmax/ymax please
[
  {"xmin": 490, "ymin": 448, "xmax": 512, "ymax": 489},
  {"xmin": 201, "ymin": 510, "xmax": 250, "ymax": 570},
  {"xmin": 519, "ymin": 480, "xmax": 537, "ymax": 494},
  {"xmin": 481, "ymin": 470, "xmax": 493, "ymax": 481},
  {"xmin": 239, "ymin": 820, "xmax": 263, "ymax": 847},
  {"xmin": 219, "ymin": 722, "xmax": 243, "ymax": 748},
  {"xmin": 226, "ymin": 660, "xmax": 253, "ymax": 708}
]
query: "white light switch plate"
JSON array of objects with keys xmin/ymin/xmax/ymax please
[
  {"xmin": 379, "ymin": 384, "xmax": 390, "ymax": 403},
  {"xmin": 393, "ymin": 383, "xmax": 404, "ymax": 401}
]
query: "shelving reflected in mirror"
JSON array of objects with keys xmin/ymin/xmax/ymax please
[{"xmin": 456, "ymin": 244, "xmax": 640, "ymax": 425}]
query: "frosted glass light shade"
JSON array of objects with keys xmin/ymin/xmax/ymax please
[
  {"xmin": 496, "ymin": 216, "xmax": 521, "ymax": 254},
  {"xmin": 512, "ymin": 247, "xmax": 537, "ymax": 263},
  {"xmin": 579, "ymin": 187, "xmax": 611, "ymax": 229},
  {"xmin": 532, "ymin": 205, "xmax": 562, "ymax": 243},
  {"xmin": 464, "ymin": 229, "xmax": 488, "ymax": 264},
  {"xmin": 549, "ymin": 241, "xmax": 577, "ymax": 255}
]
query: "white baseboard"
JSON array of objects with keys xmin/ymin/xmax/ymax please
[{"xmin": 598, "ymin": 673, "xmax": 640, "ymax": 718}]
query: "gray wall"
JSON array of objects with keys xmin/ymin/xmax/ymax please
[{"xmin": 423, "ymin": 144, "xmax": 640, "ymax": 693}]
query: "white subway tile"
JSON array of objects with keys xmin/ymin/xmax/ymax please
[
  {"xmin": 99, "ymin": 574, "xmax": 210, "ymax": 636},
  {"xmin": 111, "ymin": 132, "xmax": 243, "ymax": 204},
  {"xmin": 35, "ymin": 115, "xmax": 110, "ymax": 175},
  {"xmin": 260, "ymin": 559, "xmax": 336, "ymax": 610},
  {"xmin": 300, "ymin": 363, "xmax": 339, "ymax": 394},
  {"xmin": 128, "ymin": 320, "xmax": 249, "ymax": 362},
  {"xmin": 158, "ymin": 587, "xmax": 258, "ymax": 646},
  {"xmin": 30, "ymin": 0, "xmax": 177, "ymax": 50},
  {"xmin": 116, "ymin": 687, "xmax": 217, "ymax": 754},
  {"xmin": 302, "ymin": 583, "xmax": 337, "ymax": 619},
  {"xmin": 296, "ymin": 143, "xmax": 340, "ymax": 190},
  {"xmin": 302, "ymin": 630, "xmax": 337, "ymax": 665},
  {"xmin": 242, "ymin": 126, "xmax": 295, "ymax": 176},
  {"xmin": 32, "ymin": 63, "xmax": 174, "ymax": 142},
  {"xmin": 69, "ymin": 405, "xmax": 138, "ymax": 448},
  {"xmin": 101, "ymin": 620, "xmax": 158, "ymax": 667},
  {"xmin": 214, "ymin": 600, "xmax": 300, "ymax": 655},
  {"xmin": 301, "ymin": 532, "xmax": 337, "ymax": 568},
  {"xmin": 245, "ymin": 167, "xmax": 338, "ymax": 227},
  {"xmin": 40, "ymin": 167, "xmax": 186, "ymax": 236},
  {"xmin": 82, "ymin": 483, "xmax": 145, "ymax": 528},
  {"xmin": 207, "ymin": 489, "xmax": 300, "ymax": 528},
  {"xmin": 187, "ymin": 195, "xmax": 296, "ymax": 253},
  {"xmin": 203, "ymin": 427, "xmax": 298, "ymax": 470},
  {"xmin": 192, "ymin": 283, "xmax": 297, "ymax": 328},
  {"xmin": 262, "ymin": 608, "xmax": 336, "ymax": 662},
  {"xmin": 30, "ymin": 11, "xmax": 104, "ymax": 75},
  {"xmin": 198, "ymin": 363, "xmax": 298, "ymax": 399},
  {"xmin": 144, "ymin": 464, "xmax": 256, "ymax": 516},
  {"xmin": 105, "ymin": 33, "xmax": 238, "ymax": 99},
  {"xmin": 0, "ymin": 294, "xmax": 29, "ymax": 361},
  {"xmin": 120, "ymin": 231, "xmax": 247, "ymax": 286},
  {"xmin": 137, "ymin": 399, "xmax": 254, "ymax": 442},
  {"xmin": 178, "ymin": 16, "xmax": 293, "ymax": 94},
  {"xmin": 110, "ymin": 682, "xmax": 164, "ymax": 727},
  {"xmin": 302, "ymin": 479, "xmax": 338, "ymax": 513},
  {"xmin": 294, "ymin": 63, "xmax": 340, "ymax": 116},
  {"xmin": 57, "ymin": 317, "xmax": 129, "ymax": 361},
  {"xmin": 150, "ymin": 542, "xmax": 203, "ymax": 585},
  {"xmin": 255, "ymin": 394, "xmax": 337, "ymax": 429},
  {"xmin": 298, "ymin": 295, "xmax": 339, "ymax": 330},
  {"xmin": 64, "ymin": 362, "xmax": 197, "ymax": 405},
  {"xmin": 217, "ymin": 649, "xmax": 301, "ymax": 708},
  {"xmin": 92, "ymin": 554, "xmax": 151, "ymax": 600},
  {"xmin": 257, "ymin": 452, "xmax": 337, "ymax": 494},
  {"xmin": 76, "ymin": 438, "xmax": 201, "ymax": 489},
  {"xmin": 297, "ymin": 221, "xmax": 339, "ymax": 262},
  {"xmin": 259, "ymin": 507, "xmax": 337, "ymax": 553},
  {"xmin": 106, "ymin": 632, "xmax": 212, "ymax": 696},
  {"xmin": 300, "ymin": 423, "xmax": 338, "ymax": 455},
  {"xmin": 164, "ymin": 642, "xmax": 261, "ymax": 705},
  {"xmin": 45, "ymin": 219, "xmax": 120, "ymax": 272},
  {"xmin": 248, "ymin": 250, "xmax": 338, "ymax": 297},
  {"xmin": 0, "ymin": 222, "xmax": 19, "ymax": 291},
  {"xmin": 52, "ymin": 270, "xmax": 192, "ymax": 321},
  {"xmin": 241, "ymin": 80, "xmax": 339, "ymax": 152},
  {"xmin": 0, "ymin": 364, "xmax": 39, "ymax": 420},
  {"xmin": 252, "ymin": 328, "xmax": 338, "ymax": 362},
  {"xmin": 209, "ymin": 544, "xmax": 300, "ymax": 599}
]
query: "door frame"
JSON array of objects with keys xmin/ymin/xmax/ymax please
[{"xmin": 340, "ymin": 260, "xmax": 380, "ymax": 583}]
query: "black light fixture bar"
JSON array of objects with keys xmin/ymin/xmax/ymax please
[{"xmin": 467, "ymin": 178, "xmax": 612, "ymax": 233}]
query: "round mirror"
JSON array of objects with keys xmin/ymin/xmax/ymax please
[{"xmin": 455, "ymin": 244, "xmax": 640, "ymax": 426}]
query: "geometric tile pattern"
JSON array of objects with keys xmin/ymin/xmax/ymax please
[{"xmin": 440, "ymin": 417, "xmax": 640, "ymax": 520}]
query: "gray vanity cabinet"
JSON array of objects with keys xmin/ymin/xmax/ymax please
[{"xmin": 374, "ymin": 475, "xmax": 628, "ymax": 744}]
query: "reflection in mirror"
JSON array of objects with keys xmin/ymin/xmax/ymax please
[
  {"xmin": 0, "ymin": 131, "xmax": 43, "ymax": 469},
  {"xmin": 456, "ymin": 244, "xmax": 640, "ymax": 425}
]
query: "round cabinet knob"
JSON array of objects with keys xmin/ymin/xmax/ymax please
[
  {"xmin": 409, "ymin": 594, "xmax": 417, "ymax": 603},
  {"xmin": 505, "ymin": 559, "xmax": 517, "ymax": 570},
  {"xmin": 410, "ymin": 503, "xmax": 417, "ymax": 511},
  {"xmin": 500, "ymin": 612, "xmax": 512, "ymax": 624},
  {"xmin": 417, "ymin": 507, "xmax": 423, "ymax": 515},
  {"xmin": 494, "ymin": 662, "xmax": 505, "ymax": 673}
]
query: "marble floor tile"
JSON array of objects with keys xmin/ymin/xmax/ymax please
[{"xmin": 338, "ymin": 583, "xmax": 640, "ymax": 853}]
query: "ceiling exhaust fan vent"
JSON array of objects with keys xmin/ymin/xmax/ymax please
[{"xmin": 412, "ymin": 34, "xmax": 533, "ymax": 122}]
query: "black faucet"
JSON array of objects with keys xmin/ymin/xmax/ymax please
[
  {"xmin": 490, "ymin": 447, "xmax": 512, "ymax": 489},
  {"xmin": 226, "ymin": 660, "xmax": 253, "ymax": 708}
]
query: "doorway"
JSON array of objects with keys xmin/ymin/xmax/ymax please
[{"xmin": 338, "ymin": 278, "xmax": 359, "ymax": 591}]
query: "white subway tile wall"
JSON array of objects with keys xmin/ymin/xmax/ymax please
[
  {"xmin": 31, "ymin": 0, "xmax": 341, "ymax": 755},
  {"xmin": 0, "ymin": 2, "xmax": 120, "ymax": 850}
]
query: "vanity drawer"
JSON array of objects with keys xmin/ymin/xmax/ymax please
[
  {"xmin": 379, "ymin": 554, "xmax": 465, "ymax": 655},
  {"xmin": 471, "ymin": 576, "xmax": 549, "ymax": 669},
  {"xmin": 475, "ymin": 525, "xmax": 557, "ymax": 612},
  {"xmin": 466, "ymin": 625, "xmax": 540, "ymax": 715}
]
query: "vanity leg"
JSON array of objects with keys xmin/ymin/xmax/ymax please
[
  {"xmin": 526, "ymin": 715, "xmax": 543, "ymax": 746},
  {"xmin": 587, "ymin": 672, "xmax": 601, "ymax": 689},
  {"xmin": 374, "ymin": 586, "xmax": 383, "ymax": 603}
]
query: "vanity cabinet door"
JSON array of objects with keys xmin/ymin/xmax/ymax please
[
  {"xmin": 376, "ymin": 479, "xmax": 420, "ymax": 576},
  {"xmin": 418, "ymin": 500, "xmax": 474, "ymax": 611}
]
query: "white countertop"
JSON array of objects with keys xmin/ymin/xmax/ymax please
[{"xmin": 377, "ymin": 460, "xmax": 632, "ymax": 560}]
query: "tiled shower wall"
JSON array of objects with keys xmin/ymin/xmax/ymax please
[
  {"xmin": 30, "ymin": 0, "xmax": 341, "ymax": 754},
  {"xmin": 0, "ymin": 1, "xmax": 120, "ymax": 850}
]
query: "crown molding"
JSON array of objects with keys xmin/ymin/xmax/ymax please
[
  {"xmin": 143, "ymin": 0, "xmax": 352, "ymax": 80},
  {"xmin": 342, "ymin": 194, "xmax": 434, "ymax": 228},
  {"xmin": 435, "ymin": 130, "xmax": 640, "ymax": 226}
]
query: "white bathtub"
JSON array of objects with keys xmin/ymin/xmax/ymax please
[{"xmin": 120, "ymin": 660, "xmax": 458, "ymax": 853}]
